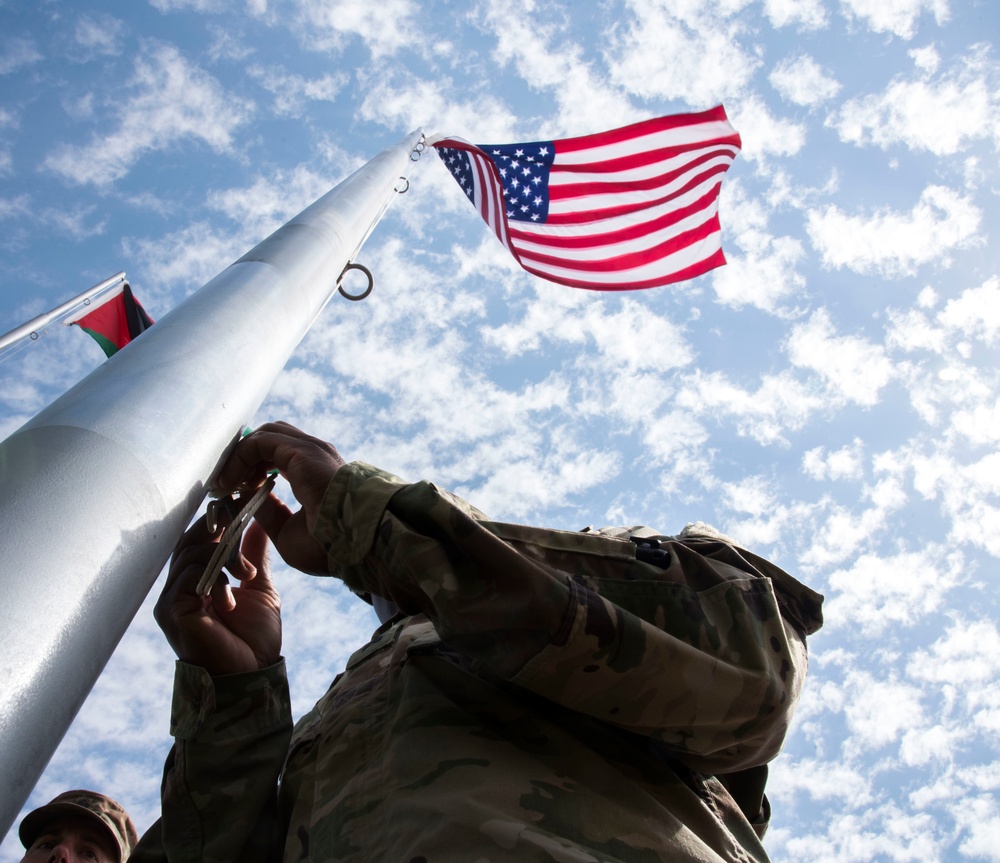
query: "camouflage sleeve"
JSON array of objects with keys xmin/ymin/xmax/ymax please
[
  {"xmin": 314, "ymin": 463, "xmax": 813, "ymax": 774},
  {"xmin": 132, "ymin": 660, "xmax": 292, "ymax": 863}
]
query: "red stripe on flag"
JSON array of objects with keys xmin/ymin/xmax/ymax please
[
  {"xmin": 549, "ymin": 151, "xmax": 735, "ymax": 202},
  {"xmin": 550, "ymin": 136, "xmax": 742, "ymax": 175},
  {"xmin": 546, "ymin": 163, "xmax": 731, "ymax": 225},
  {"xmin": 509, "ymin": 185, "xmax": 722, "ymax": 250},
  {"xmin": 514, "ymin": 215, "xmax": 721, "ymax": 274},
  {"xmin": 554, "ymin": 105, "xmax": 732, "ymax": 154},
  {"xmin": 521, "ymin": 247, "xmax": 727, "ymax": 291}
]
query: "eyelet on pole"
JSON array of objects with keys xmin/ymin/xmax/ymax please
[
  {"xmin": 395, "ymin": 176, "xmax": 410, "ymax": 193},
  {"xmin": 337, "ymin": 262, "xmax": 374, "ymax": 301}
]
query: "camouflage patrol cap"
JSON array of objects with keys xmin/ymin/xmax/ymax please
[{"xmin": 19, "ymin": 789, "xmax": 138, "ymax": 862}]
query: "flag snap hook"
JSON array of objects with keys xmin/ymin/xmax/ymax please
[
  {"xmin": 395, "ymin": 176, "xmax": 409, "ymax": 193},
  {"xmin": 337, "ymin": 261, "xmax": 374, "ymax": 301}
]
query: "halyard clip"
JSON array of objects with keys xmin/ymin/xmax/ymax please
[{"xmin": 197, "ymin": 475, "xmax": 276, "ymax": 596}]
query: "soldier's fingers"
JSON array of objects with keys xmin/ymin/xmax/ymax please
[
  {"xmin": 236, "ymin": 520, "xmax": 271, "ymax": 587},
  {"xmin": 249, "ymin": 492, "xmax": 294, "ymax": 548},
  {"xmin": 209, "ymin": 572, "xmax": 236, "ymax": 614}
]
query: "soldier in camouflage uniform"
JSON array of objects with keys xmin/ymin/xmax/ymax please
[
  {"xmin": 19, "ymin": 789, "xmax": 138, "ymax": 863},
  {"xmin": 133, "ymin": 422, "xmax": 823, "ymax": 863}
]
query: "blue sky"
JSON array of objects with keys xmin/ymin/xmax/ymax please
[{"xmin": 1, "ymin": 0, "xmax": 999, "ymax": 860}]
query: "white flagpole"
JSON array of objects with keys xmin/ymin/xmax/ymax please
[
  {"xmin": 0, "ymin": 129, "xmax": 424, "ymax": 836},
  {"xmin": 0, "ymin": 271, "xmax": 127, "ymax": 356}
]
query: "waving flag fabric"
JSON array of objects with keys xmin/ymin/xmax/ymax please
[
  {"xmin": 65, "ymin": 282, "xmax": 154, "ymax": 357},
  {"xmin": 431, "ymin": 105, "xmax": 741, "ymax": 291}
]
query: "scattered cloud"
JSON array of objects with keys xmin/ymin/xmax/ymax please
[
  {"xmin": 205, "ymin": 164, "xmax": 338, "ymax": 239},
  {"xmin": 73, "ymin": 12, "xmax": 127, "ymax": 61},
  {"xmin": 938, "ymin": 277, "xmax": 1000, "ymax": 346},
  {"xmin": 763, "ymin": 0, "xmax": 828, "ymax": 29},
  {"xmin": 0, "ymin": 36, "xmax": 43, "ymax": 75},
  {"xmin": 712, "ymin": 184, "xmax": 808, "ymax": 313},
  {"xmin": 247, "ymin": 64, "xmax": 348, "ymax": 117},
  {"xmin": 770, "ymin": 54, "xmax": 842, "ymax": 106},
  {"xmin": 43, "ymin": 42, "xmax": 254, "ymax": 187},
  {"xmin": 830, "ymin": 46, "xmax": 999, "ymax": 154},
  {"xmin": 678, "ymin": 368, "xmax": 827, "ymax": 445},
  {"xmin": 840, "ymin": 0, "xmax": 950, "ymax": 40},
  {"xmin": 608, "ymin": 0, "xmax": 761, "ymax": 105},
  {"xmin": 480, "ymin": 0, "xmax": 636, "ymax": 135},
  {"xmin": 148, "ymin": 0, "xmax": 230, "ymax": 10},
  {"xmin": 803, "ymin": 439, "xmax": 866, "ymax": 482},
  {"xmin": 729, "ymin": 95, "xmax": 807, "ymax": 164},
  {"xmin": 822, "ymin": 545, "xmax": 964, "ymax": 633},
  {"xmin": 359, "ymin": 74, "xmax": 519, "ymax": 141},
  {"xmin": 806, "ymin": 184, "xmax": 982, "ymax": 277},
  {"xmin": 288, "ymin": 0, "xmax": 419, "ymax": 58},
  {"xmin": 786, "ymin": 309, "xmax": 895, "ymax": 406}
]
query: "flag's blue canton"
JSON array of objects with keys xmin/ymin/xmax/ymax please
[
  {"xmin": 483, "ymin": 141, "xmax": 554, "ymax": 222},
  {"xmin": 438, "ymin": 142, "xmax": 555, "ymax": 223},
  {"xmin": 437, "ymin": 147, "xmax": 477, "ymax": 205}
]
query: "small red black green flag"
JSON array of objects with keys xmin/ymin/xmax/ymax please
[{"xmin": 65, "ymin": 283, "xmax": 154, "ymax": 357}]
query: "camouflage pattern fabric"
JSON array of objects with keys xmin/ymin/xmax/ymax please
[{"xmin": 133, "ymin": 462, "xmax": 823, "ymax": 863}]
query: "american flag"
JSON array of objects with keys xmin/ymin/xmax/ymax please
[{"xmin": 431, "ymin": 105, "xmax": 741, "ymax": 291}]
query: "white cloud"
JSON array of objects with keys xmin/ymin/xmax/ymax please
[
  {"xmin": 840, "ymin": 0, "xmax": 950, "ymax": 40},
  {"xmin": 822, "ymin": 545, "xmax": 963, "ymax": 634},
  {"xmin": 770, "ymin": 758, "xmax": 872, "ymax": 807},
  {"xmin": 786, "ymin": 309, "xmax": 894, "ymax": 405},
  {"xmin": 909, "ymin": 44, "xmax": 941, "ymax": 75},
  {"xmin": 289, "ymin": 0, "xmax": 418, "ymax": 58},
  {"xmin": 802, "ymin": 439, "xmax": 865, "ymax": 481},
  {"xmin": 728, "ymin": 95, "xmax": 807, "ymax": 164},
  {"xmin": 122, "ymin": 220, "xmax": 244, "ymax": 294},
  {"xmin": 359, "ymin": 75, "xmax": 519, "ymax": 142},
  {"xmin": 206, "ymin": 164, "xmax": 339, "ymax": 240},
  {"xmin": 710, "ymin": 178, "xmax": 808, "ymax": 313},
  {"xmin": 0, "ymin": 36, "xmax": 43, "ymax": 75},
  {"xmin": 720, "ymin": 477, "xmax": 826, "ymax": 552},
  {"xmin": 844, "ymin": 671, "xmax": 925, "ymax": 750},
  {"xmin": 38, "ymin": 205, "xmax": 107, "ymax": 240},
  {"xmin": 830, "ymin": 48, "xmax": 998, "ymax": 154},
  {"xmin": 247, "ymin": 64, "xmax": 348, "ymax": 117},
  {"xmin": 885, "ymin": 307, "xmax": 949, "ymax": 354},
  {"xmin": 763, "ymin": 0, "xmax": 828, "ymax": 29},
  {"xmin": 43, "ymin": 42, "xmax": 253, "ymax": 187},
  {"xmin": 958, "ymin": 797, "xmax": 1000, "ymax": 862},
  {"xmin": 679, "ymin": 368, "xmax": 827, "ymax": 445},
  {"xmin": 607, "ymin": 0, "xmax": 761, "ymax": 105},
  {"xmin": 148, "ymin": 0, "xmax": 228, "ymax": 10},
  {"xmin": 485, "ymin": 296, "xmax": 692, "ymax": 374},
  {"xmin": 908, "ymin": 619, "xmax": 1000, "ymax": 685},
  {"xmin": 938, "ymin": 277, "xmax": 1000, "ymax": 346},
  {"xmin": 770, "ymin": 54, "xmax": 841, "ymax": 106},
  {"xmin": 806, "ymin": 184, "xmax": 982, "ymax": 277},
  {"xmin": 713, "ymin": 231, "xmax": 807, "ymax": 313},
  {"xmin": 801, "ymin": 475, "xmax": 908, "ymax": 568},
  {"xmin": 73, "ymin": 12, "xmax": 127, "ymax": 60},
  {"xmin": 207, "ymin": 23, "xmax": 254, "ymax": 61},
  {"xmin": 479, "ymin": 0, "xmax": 637, "ymax": 136}
]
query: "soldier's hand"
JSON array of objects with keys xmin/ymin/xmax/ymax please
[
  {"xmin": 155, "ymin": 516, "xmax": 281, "ymax": 676},
  {"xmin": 214, "ymin": 422, "xmax": 345, "ymax": 575}
]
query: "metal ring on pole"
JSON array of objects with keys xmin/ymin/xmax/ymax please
[
  {"xmin": 395, "ymin": 177, "xmax": 409, "ymax": 193},
  {"xmin": 337, "ymin": 262, "xmax": 374, "ymax": 301}
]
